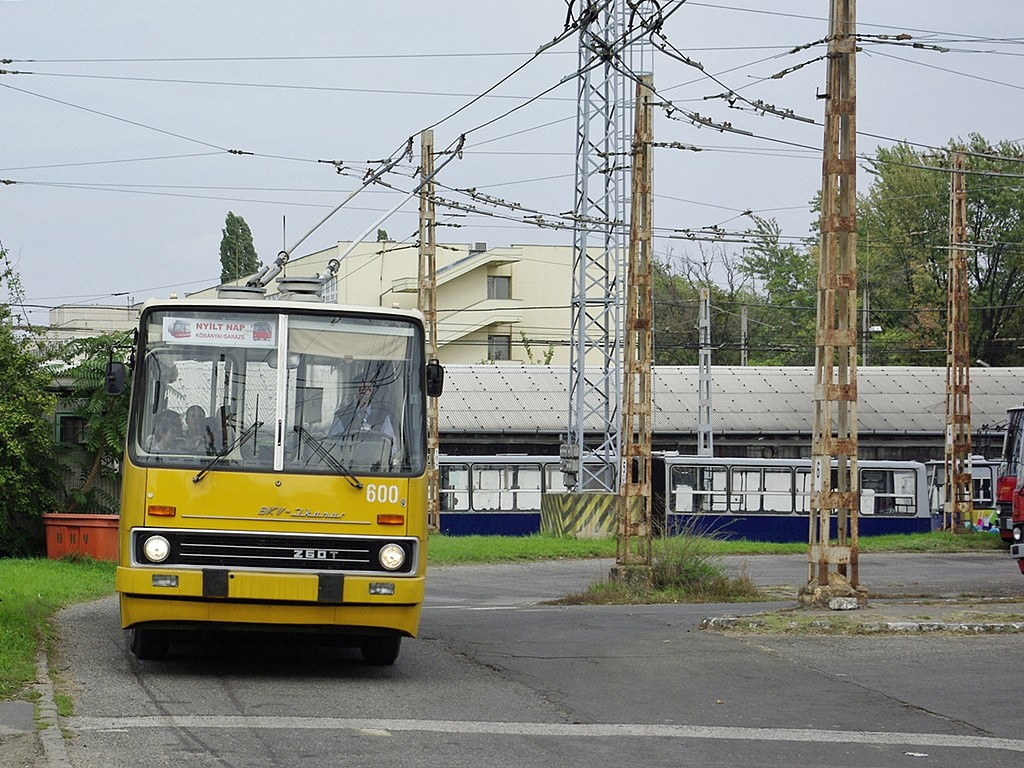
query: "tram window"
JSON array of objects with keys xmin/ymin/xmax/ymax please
[
  {"xmin": 545, "ymin": 465, "xmax": 569, "ymax": 493},
  {"xmin": 860, "ymin": 468, "xmax": 916, "ymax": 516},
  {"xmin": 794, "ymin": 468, "xmax": 812, "ymax": 514},
  {"xmin": 440, "ymin": 464, "xmax": 469, "ymax": 511},
  {"xmin": 730, "ymin": 467, "xmax": 794, "ymax": 514},
  {"xmin": 471, "ymin": 464, "xmax": 544, "ymax": 511},
  {"xmin": 973, "ymin": 475, "xmax": 994, "ymax": 507},
  {"xmin": 513, "ymin": 465, "xmax": 543, "ymax": 511},
  {"xmin": 671, "ymin": 465, "xmax": 728, "ymax": 513},
  {"xmin": 763, "ymin": 468, "xmax": 793, "ymax": 512}
]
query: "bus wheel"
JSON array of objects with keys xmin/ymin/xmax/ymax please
[
  {"xmin": 130, "ymin": 628, "xmax": 169, "ymax": 660},
  {"xmin": 360, "ymin": 636, "xmax": 401, "ymax": 666}
]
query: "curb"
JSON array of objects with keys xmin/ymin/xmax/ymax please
[
  {"xmin": 34, "ymin": 650, "xmax": 71, "ymax": 768},
  {"xmin": 700, "ymin": 616, "xmax": 1024, "ymax": 633}
]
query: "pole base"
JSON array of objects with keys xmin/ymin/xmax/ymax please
[
  {"xmin": 608, "ymin": 564, "xmax": 652, "ymax": 588},
  {"xmin": 797, "ymin": 571, "xmax": 868, "ymax": 610}
]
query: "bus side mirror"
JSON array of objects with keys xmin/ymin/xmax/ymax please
[
  {"xmin": 104, "ymin": 361, "xmax": 127, "ymax": 396},
  {"xmin": 426, "ymin": 359, "xmax": 444, "ymax": 398}
]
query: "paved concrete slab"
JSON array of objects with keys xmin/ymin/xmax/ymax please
[{"xmin": 0, "ymin": 701, "xmax": 35, "ymax": 735}]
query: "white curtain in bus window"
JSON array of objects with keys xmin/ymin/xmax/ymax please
[{"xmin": 287, "ymin": 318, "xmax": 412, "ymax": 361}]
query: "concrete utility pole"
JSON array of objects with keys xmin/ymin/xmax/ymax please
[
  {"xmin": 615, "ymin": 74, "xmax": 654, "ymax": 579},
  {"xmin": 418, "ymin": 129, "xmax": 440, "ymax": 531},
  {"xmin": 697, "ymin": 287, "xmax": 713, "ymax": 456},
  {"xmin": 802, "ymin": 0, "xmax": 865, "ymax": 609},
  {"xmin": 562, "ymin": 0, "xmax": 630, "ymax": 494},
  {"xmin": 944, "ymin": 150, "xmax": 973, "ymax": 531}
]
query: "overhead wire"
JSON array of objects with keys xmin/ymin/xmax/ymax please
[{"xmin": 7, "ymin": 2, "xmax": 1024, "ymax": 312}]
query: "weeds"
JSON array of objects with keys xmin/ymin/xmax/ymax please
[{"xmin": 555, "ymin": 533, "xmax": 763, "ymax": 605}]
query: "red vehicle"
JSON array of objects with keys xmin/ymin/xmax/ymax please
[
  {"xmin": 1012, "ymin": 486, "xmax": 1024, "ymax": 575},
  {"xmin": 997, "ymin": 406, "xmax": 1024, "ymax": 543},
  {"xmin": 1009, "ymin": 406, "xmax": 1024, "ymax": 574}
]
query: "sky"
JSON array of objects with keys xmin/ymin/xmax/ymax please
[{"xmin": 3, "ymin": 0, "xmax": 1023, "ymax": 325}]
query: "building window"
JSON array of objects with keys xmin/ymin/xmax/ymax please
[
  {"xmin": 488, "ymin": 334, "xmax": 511, "ymax": 361},
  {"xmin": 57, "ymin": 415, "xmax": 86, "ymax": 445},
  {"xmin": 487, "ymin": 275, "xmax": 511, "ymax": 300}
]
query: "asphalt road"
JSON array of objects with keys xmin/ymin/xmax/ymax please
[{"xmin": 43, "ymin": 553, "xmax": 1024, "ymax": 768}]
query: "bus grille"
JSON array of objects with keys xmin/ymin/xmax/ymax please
[{"xmin": 132, "ymin": 529, "xmax": 415, "ymax": 574}]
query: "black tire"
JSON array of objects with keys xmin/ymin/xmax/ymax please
[
  {"xmin": 360, "ymin": 636, "xmax": 401, "ymax": 666},
  {"xmin": 130, "ymin": 628, "xmax": 170, "ymax": 660}
]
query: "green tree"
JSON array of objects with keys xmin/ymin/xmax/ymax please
[
  {"xmin": 860, "ymin": 135, "xmax": 1024, "ymax": 366},
  {"xmin": 736, "ymin": 217, "xmax": 818, "ymax": 365},
  {"xmin": 219, "ymin": 211, "xmax": 260, "ymax": 284},
  {"xmin": 54, "ymin": 332, "xmax": 133, "ymax": 515},
  {"xmin": 0, "ymin": 246, "xmax": 56, "ymax": 555}
]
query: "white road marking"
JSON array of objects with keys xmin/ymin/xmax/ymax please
[{"xmin": 64, "ymin": 716, "xmax": 1024, "ymax": 753}]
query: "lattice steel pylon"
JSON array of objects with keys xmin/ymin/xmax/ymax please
[
  {"xmin": 563, "ymin": 0, "xmax": 631, "ymax": 492},
  {"xmin": 944, "ymin": 150, "xmax": 973, "ymax": 531},
  {"xmin": 803, "ymin": 0, "xmax": 864, "ymax": 606}
]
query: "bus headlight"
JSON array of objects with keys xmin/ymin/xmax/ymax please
[
  {"xmin": 378, "ymin": 543, "xmax": 406, "ymax": 571},
  {"xmin": 1014, "ymin": 527, "xmax": 1022, "ymax": 543},
  {"xmin": 143, "ymin": 535, "xmax": 171, "ymax": 563}
]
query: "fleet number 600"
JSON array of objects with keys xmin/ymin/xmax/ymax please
[{"xmin": 366, "ymin": 484, "xmax": 400, "ymax": 504}]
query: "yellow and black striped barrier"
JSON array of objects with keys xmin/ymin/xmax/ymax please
[{"xmin": 540, "ymin": 492, "xmax": 620, "ymax": 539}]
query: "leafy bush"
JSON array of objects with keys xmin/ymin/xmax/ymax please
[{"xmin": 0, "ymin": 248, "xmax": 56, "ymax": 555}]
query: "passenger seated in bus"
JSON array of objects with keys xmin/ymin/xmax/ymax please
[
  {"xmin": 184, "ymin": 405, "xmax": 214, "ymax": 453},
  {"xmin": 151, "ymin": 410, "xmax": 187, "ymax": 452},
  {"xmin": 329, "ymin": 379, "xmax": 396, "ymax": 448}
]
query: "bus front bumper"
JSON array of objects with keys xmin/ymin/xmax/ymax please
[{"xmin": 116, "ymin": 566, "xmax": 424, "ymax": 635}]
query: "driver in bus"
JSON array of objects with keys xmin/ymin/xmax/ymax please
[{"xmin": 329, "ymin": 378, "xmax": 396, "ymax": 447}]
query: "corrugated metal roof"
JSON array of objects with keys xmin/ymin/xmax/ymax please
[{"xmin": 437, "ymin": 365, "xmax": 1023, "ymax": 436}]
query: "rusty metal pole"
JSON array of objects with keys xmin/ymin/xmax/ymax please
[
  {"xmin": 801, "ymin": 0, "xmax": 865, "ymax": 609},
  {"xmin": 418, "ymin": 129, "xmax": 440, "ymax": 531},
  {"xmin": 945, "ymin": 151, "xmax": 973, "ymax": 532},
  {"xmin": 613, "ymin": 73, "xmax": 654, "ymax": 583}
]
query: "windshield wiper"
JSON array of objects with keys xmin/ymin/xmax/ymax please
[
  {"xmin": 294, "ymin": 425, "xmax": 363, "ymax": 489},
  {"xmin": 193, "ymin": 420, "xmax": 263, "ymax": 483}
]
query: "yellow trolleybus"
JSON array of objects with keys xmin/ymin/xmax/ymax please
[{"xmin": 110, "ymin": 297, "xmax": 442, "ymax": 664}]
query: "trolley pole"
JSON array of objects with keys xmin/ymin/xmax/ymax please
[
  {"xmin": 613, "ymin": 73, "xmax": 654, "ymax": 583},
  {"xmin": 800, "ymin": 0, "xmax": 866, "ymax": 609},
  {"xmin": 944, "ymin": 151, "xmax": 973, "ymax": 532},
  {"xmin": 418, "ymin": 129, "xmax": 440, "ymax": 531}
]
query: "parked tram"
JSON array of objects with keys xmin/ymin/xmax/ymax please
[
  {"xmin": 109, "ymin": 297, "xmax": 442, "ymax": 664},
  {"xmin": 438, "ymin": 453, "xmax": 932, "ymax": 541},
  {"xmin": 923, "ymin": 458, "xmax": 999, "ymax": 533}
]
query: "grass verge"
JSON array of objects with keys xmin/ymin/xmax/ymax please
[
  {"xmin": 0, "ymin": 558, "xmax": 115, "ymax": 700},
  {"xmin": 427, "ymin": 529, "xmax": 1005, "ymax": 565}
]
